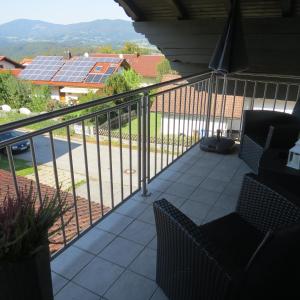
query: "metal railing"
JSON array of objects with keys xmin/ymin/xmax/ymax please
[{"xmin": 0, "ymin": 71, "xmax": 299, "ymax": 256}]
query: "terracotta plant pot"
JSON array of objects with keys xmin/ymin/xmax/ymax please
[{"xmin": 0, "ymin": 245, "xmax": 53, "ymax": 300}]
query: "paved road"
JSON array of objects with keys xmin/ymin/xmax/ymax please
[{"xmin": 15, "ymin": 134, "xmax": 172, "ymax": 208}]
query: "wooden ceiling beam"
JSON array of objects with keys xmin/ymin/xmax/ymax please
[
  {"xmin": 165, "ymin": 0, "xmax": 188, "ymax": 19},
  {"xmin": 115, "ymin": 0, "xmax": 143, "ymax": 21},
  {"xmin": 281, "ymin": 0, "xmax": 294, "ymax": 17}
]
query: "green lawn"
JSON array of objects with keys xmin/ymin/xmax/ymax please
[
  {"xmin": 0, "ymin": 112, "xmax": 67, "ymax": 136},
  {"xmin": 0, "ymin": 154, "xmax": 35, "ymax": 176},
  {"xmin": 117, "ymin": 112, "xmax": 162, "ymax": 138}
]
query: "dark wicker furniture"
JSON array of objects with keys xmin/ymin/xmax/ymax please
[
  {"xmin": 153, "ymin": 173, "xmax": 300, "ymax": 300},
  {"xmin": 239, "ymin": 99, "xmax": 300, "ymax": 173}
]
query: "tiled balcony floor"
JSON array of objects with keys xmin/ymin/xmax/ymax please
[{"xmin": 51, "ymin": 145, "xmax": 251, "ymax": 300}]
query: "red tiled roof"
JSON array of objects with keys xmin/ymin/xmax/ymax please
[
  {"xmin": 91, "ymin": 53, "xmax": 165, "ymax": 77},
  {"xmin": 0, "ymin": 170, "xmax": 110, "ymax": 254},
  {"xmin": 0, "ymin": 56, "xmax": 24, "ymax": 69},
  {"xmin": 151, "ymin": 75, "xmax": 244, "ymax": 119}
]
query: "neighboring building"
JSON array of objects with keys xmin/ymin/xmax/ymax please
[
  {"xmin": 151, "ymin": 75, "xmax": 295, "ymax": 138},
  {"xmin": 0, "ymin": 56, "xmax": 24, "ymax": 70},
  {"xmin": 91, "ymin": 53, "xmax": 164, "ymax": 80},
  {"xmin": 18, "ymin": 55, "xmax": 129, "ymax": 104}
]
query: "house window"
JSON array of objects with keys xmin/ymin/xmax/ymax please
[{"xmin": 0, "ymin": 65, "xmax": 3, "ymax": 69}]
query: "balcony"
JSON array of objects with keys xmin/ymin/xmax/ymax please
[
  {"xmin": 50, "ymin": 146, "xmax": 248, "ymax": 300},
  {"xmin": 0, "ymin": 72, "xmax": 299, "ymax": 300}
]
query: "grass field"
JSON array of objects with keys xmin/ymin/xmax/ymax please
[
  {"xmin": 0, "ymin": 154, "xmax": 35, "ymax": 176},
  {"xmin": 116, "ymin": 112, "xmax": 162, "ymax": 137}
]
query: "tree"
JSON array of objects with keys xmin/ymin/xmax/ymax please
[
  {"xmin": 0, "ymin": 73, "xmax": 51, "ymax": 111},
  {"xmin": 123, "ymin": 69, "xmax": 141, "ymax": 90},
  {"xmin": 156, "ymin": 58, "xmax": 173, "ymax": 82},
  {"xmin": 120, "ymin": 42, "xmax": 151, "ymax": 55},
  {"xmin": 104, "ymin": 69, "xmax": 141, "ymax": 98},
  {"xmin": 98, "ymin": 45, "xmax": 113, "ymax": 53}
]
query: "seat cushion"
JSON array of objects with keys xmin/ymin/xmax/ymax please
[
  {"xmin": 199, "ymin": 213, "xmax": 263, "ymax": 276},
  {"xmin": 243, "ymin": 222, "xmax": 300, "ymax": 299}
]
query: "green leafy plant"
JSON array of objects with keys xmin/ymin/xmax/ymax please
[{"xmin": 0, "ymin": 185, "xmax": 73, "ymax": 262}]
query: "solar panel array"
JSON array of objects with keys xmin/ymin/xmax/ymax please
[
  {"xmin": 19, "ymin": 56, "xmax": 120, "ymax": 84},
  {"xmin": 52, "ymin": 58, "xmax": 97, "ymax": 82},
  {"xmin": 85, "ymin": 74, "xmax": 110, "ymax": 83},
  {"xmin": 19, "ymin": 56, "xmax": 64, "ymax": 81}
]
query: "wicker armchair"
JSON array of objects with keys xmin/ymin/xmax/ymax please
[
  {"xmin": 239, "ymin": 99, "xmax": 300, "ymax": 173},
  {"xmin": 153, "ymin": 173, "xmax": 300, "ymax": 300}
]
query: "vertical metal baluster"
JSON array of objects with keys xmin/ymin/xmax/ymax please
[
  {"xmin": 81, "ymin": 121, "xmax": 93, "ymax": 225},
  {"xmin": 147, "ymin": 94, "xmax": 151, "ymax": 183},
  {"xmin": 107, "ymin": 112, "xmax": 115, "ymax": 208},
  {"xmin": 66, "ymin": 126, "xmax": 80, "ymax": 235},
  {"xmin": 137, "ymin": 101, "xmax": 141, "ymax": 190},
  {"xmin": 118, "ymin": 109, "xmax": 124, "ymax": 201},
  {"xmin": 220, "ymin": 76, "xmax": 228, "ymax": 136},
  {"xmin": 29, "ymin": 137, "xmax": 42, "ymax": 205},
  {"xmin": 141, "ymin": 92, "xmax": 149, "ymax": 196},
  {"xmin": 229, "ymin": 80, "xmax": 238, "ymax": 135},
  {"xmin": 194, "ymin": 81, "xmax": 201, "ymax": 142},
  {"xmin": 186, "ymin": 85, "xmax": 192, "ymax": 149},
  {"xmin": 262, "ymin": 83, "xmax": 268, "ymax": 110},
  {"xmin": 49, "ymin": 131, "xmax": 67, "ymax": 245},
  {"xmin": 181, "ymin": 86, "xmax": 188, "ymax": 153},
  {"xmin": 160, "ymin": 93, "xmax": 165, "ymax": 170},
  {"xmin": 6, "ymin": 146, "xmax": 19, "ymax": 197},
  {"xmin": 166, "ymin": 91, "xmax": 171, "ymax": 165},
  {"xmin": 283, "ymin": 84, "xmax": 290, "ymax": 112},
  {"xmin": 177, "ymin": 87, "xmax": 183, "ymax": 156},
  {"xmin": 154, "ymin": 96, "xmax": 158, "ymax": 175},
  {"xmin": 190, "ymin": 83, "xmax": 196, "ymax": 146},
  {"xmin": 95, "ymin": 116, "xmax": 104, "ymax": 216},
  {"xmin": 128, "ymin": 105, "xmax": 133, "ymax": 193},
  {"xmin": 250, "ymin": 81, "xmax": 257, "ymax": 110},
  {"xmin": 205, "ymin": 74, "xmax": 214, "ymax": 137},
  {"xmin": 198, "ymin": 80, "xmax": 206, "ymax": 136},
  {"xmin": 211, "ymin": 77, "xmax": 219, "ymax": 136},
  {"xmin": 273, "ymin": 83, "xmax": 279, "ymax": 111},
  {"xmin": 238, "ymin": 81, "xmax": 248, "ymax": 140},
  {"xmin": 172, "ymin": 89, "xmax": 177, "ymax": 161},
  {"xmin": 197, "ymin": 81, "xmax": 204, "ymax": 136}
]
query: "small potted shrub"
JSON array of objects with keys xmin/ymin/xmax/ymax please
[{"xmin": 0, "ymin": 185, "xmax": 72, "ymax": 300}]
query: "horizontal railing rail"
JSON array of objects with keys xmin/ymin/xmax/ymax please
[{"xmin": 0, "ymin": 71, "xmax": 299, "ymax": 256}]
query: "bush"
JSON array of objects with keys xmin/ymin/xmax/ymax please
[
  {"xmin": 0, "ymin": 184, "xmax": 72, "ymax": 261},
  {"xmin": 0, "ymin": 73, "xmax": 52, "ymax": 112}
]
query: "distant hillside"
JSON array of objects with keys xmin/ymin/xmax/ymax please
[{"xmin": 0, "ymin": 19, "xmax": 151, "ymax": 60}]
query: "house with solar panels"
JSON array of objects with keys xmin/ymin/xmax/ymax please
[{"xmin": 18, "ymin": 55, "xmax": 129, "ymax": 104}]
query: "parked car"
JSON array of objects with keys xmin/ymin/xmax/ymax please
[{"xmin": 0, "ymin": 131, "xmax": 30, "ymax": 154}]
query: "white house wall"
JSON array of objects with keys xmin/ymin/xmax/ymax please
[
  {"xmin": 161, "ymin": 98, "xmax": 296, "ymax": 137},
  {"xmin": 50, "ymin": 87, "xmax": 60, "ymax": 101}
]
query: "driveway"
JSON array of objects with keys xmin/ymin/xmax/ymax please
[{"xmin": 15, "ymin": 134, "xmax": 170, "ymax": 208}]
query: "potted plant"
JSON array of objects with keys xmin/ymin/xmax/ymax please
[{"xmin": 0, "ymin": 185, "xmax": 72, "ymax": 300}]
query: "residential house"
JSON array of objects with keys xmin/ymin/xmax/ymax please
[
  {"xmin": 18, "ymin": 55, "xmax": 130, "ymax": 104},
  {"xmin": 152, "ymin": 75, "xmax": 296, "ymax": 138},
  {"xmin": 0, "ymin": 56, "xmax": 24, "ymax": 70},
  {"xmin": 91, "ymin": 53, "xmax": 164, "ymax": 83}
]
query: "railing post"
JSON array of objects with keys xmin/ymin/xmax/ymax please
[
  {"xmin": 141, "ymin": 91, "xmax": 151, "ymax": 197},
  {"xmin": 205, "ymin": 73, "xmax": 215, "ymax": 137}
]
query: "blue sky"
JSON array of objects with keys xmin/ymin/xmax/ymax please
[{"xmin": 1, "ymin": 0, "xmax": 130, "ymax": 24}]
